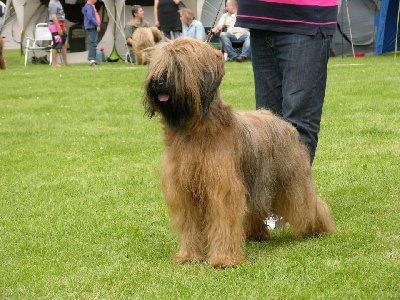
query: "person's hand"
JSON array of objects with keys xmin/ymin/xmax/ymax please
[
  {"xmin": 155, "ymin": 20, "xmax": 160, "ymax": 27},
  {"xmin": 97, "ymin": 26, "xmax": 100, "ymax": 32},
  {"xmin": 211, "ymin": 26, "xmax": 220, "ymax": 34},
  {"xmin": 58, "ymin": 29, "xmax": 63, "ymax": 35}
]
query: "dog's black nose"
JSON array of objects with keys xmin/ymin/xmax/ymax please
[{"xmin": 152, "ymin": 76, "xmax": 165, "ymax": 87}]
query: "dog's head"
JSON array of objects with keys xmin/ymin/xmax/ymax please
[
  {"xmin": 143, "ymin": 38, "xmax": 225, "ymax": 128},
  {"xmin": 150, "ymin": 27, "xmax": 163, "ymax": 44}
]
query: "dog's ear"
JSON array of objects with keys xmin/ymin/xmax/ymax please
[{"xmin": 199, "ymin": 46, "xmax": 225, "ymax": 117}]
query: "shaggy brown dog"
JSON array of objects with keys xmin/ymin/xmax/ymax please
[
  {"xmin": 0, "ymin": 36, "xmax": 6, "ymax": 70},
  {"xmin": 132, "ymin": 27, "xmax": 162, "ymax": 65},
  {"xmin": 144, "ymin": 38, "xmax": 334, "ymax": 268}
]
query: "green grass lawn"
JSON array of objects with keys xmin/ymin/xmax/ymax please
[{"xmin": 0, "ymin": 49, "xmax": 399, "ymax": 299}]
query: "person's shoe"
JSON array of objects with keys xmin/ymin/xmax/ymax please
[
  {"xmin": 235, "ymin": 56, "xmax": 247, "ymax": 62},
  {"xmin": 90, "ymin": 61, "xmax": 98, "ymax": 67}
]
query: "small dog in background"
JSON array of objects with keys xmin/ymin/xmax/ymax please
[
  {"xmin": 0, "ymin": 36, "xmax": 6, "ymax": 70},
  {"xmin": 144, "ymin": 38, "xmax": 335, "ymax": 268},
  {"xmin": 132, "ymin": 27, "xmax": 162, "ymax": 65}
]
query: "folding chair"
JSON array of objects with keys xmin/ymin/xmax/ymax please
[{"xmin": 24, "ymin": 23, "xmax": 53, "ymax": 66}]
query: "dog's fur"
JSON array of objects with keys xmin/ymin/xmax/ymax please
[
  {"xmin": 144, "ymin": 38, "xmax": 334, "ymax": 268},
  {"xmin": 0, "ymin": 36, "xmax": 6, "ymax": 70},
  {"xmin": 132, "ymin": 27, "xmax": 162, "ymax": 65}
]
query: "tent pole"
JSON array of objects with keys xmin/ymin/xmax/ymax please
[
  {"xmin": 395, "ymin": 0, "xmax": 400, "ymax": 58},
  {"xmin": 344, "ymin": 0, "xmax": 355, "ymax": 57},
  {"xmin": 341, "ymin": 0, "xmax": 344, "ymax": 58}
]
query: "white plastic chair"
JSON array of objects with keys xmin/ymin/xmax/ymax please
[{"xmin": 24, "ymin": 23, "xmax": 53, "ymax": 66}]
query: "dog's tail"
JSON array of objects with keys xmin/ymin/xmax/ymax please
[
  {"xmin": 312, "ymin": 196, "xmax": 335, "ymax": 234},
  {"xmin": 274, "ymin": 191, "xmax": 335, "ymax": 236}
]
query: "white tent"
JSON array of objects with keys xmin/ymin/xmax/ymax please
[
  {"xmin": 331, "ymin": 0, "xmax": 379, "ymax": 56},
  {"xmin": 0, "ymin": 0, "xmax": 223, "ymax": 63}
]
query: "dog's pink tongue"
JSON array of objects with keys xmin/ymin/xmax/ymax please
[{"xmin": 158, "ymin": 94, "xmax": 169, "ymax": 102}]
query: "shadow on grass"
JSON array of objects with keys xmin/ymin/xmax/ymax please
[{"xmin": 245, "ymin": 227, "xmax": 332, "ymax": 260}]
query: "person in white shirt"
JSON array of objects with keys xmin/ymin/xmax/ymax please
[{"xmin": 211, "ymin": 0, "xmax": 250, "ymax": 62}]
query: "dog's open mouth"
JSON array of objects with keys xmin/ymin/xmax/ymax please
[{"xmin": 158, "ymin": 94, "xmax": 170, "ymax": 102}]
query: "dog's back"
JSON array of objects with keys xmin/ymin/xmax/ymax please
[
  {"xmin": 133, "ymin": 28, "xmax": 155, "ymax": 50},
  {"xmin": 133, "ymin": 27, "xmax": 162, "ymax": 65},
  {"xmin": 133, "ymin": 27, "xmax": 162, "ymax": 50}
]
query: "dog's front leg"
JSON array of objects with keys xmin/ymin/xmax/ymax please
[
  {"xmin": 173, "ymin": 202, "xmax": 206, "ymax": 264},
  {"xmin": 165, "ymin": 188, "xmax": 206, "ymax": 263},
  {"xmin": 206, "ymin": 180, "xmax": 246, "ymax": 268}
]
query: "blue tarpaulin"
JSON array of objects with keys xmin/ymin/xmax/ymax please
[{"xmin": 376, "ymin": 0, "xmax": 400, "ymax": 55}]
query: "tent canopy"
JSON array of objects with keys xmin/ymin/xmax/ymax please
[
  {"xmin": 331, "ymin": 0, "xmax": 400, "ymax": 56},
  {"xmin": 331, "ymin": 0, "xmax": 379, "ymax": 56}
]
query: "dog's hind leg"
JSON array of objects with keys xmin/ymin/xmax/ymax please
[{"xmin": 244, "ymin": 212, "xmax": 269, "ymax": 241}]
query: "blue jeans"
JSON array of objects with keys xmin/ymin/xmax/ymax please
[
  {"xmin": 219, "ymin": 32, "xmax": 251, "ymax": 59},
  {"xmin": 163, "ymin": 30, "xmax": 181, "ymax": 40},
  {"xmin": 87, "ymin": 29, "xmax": 98, "ymax": 61},
  {"xmin": 250, "ymin": 29, "xmax": 331, "ymax": 164}
]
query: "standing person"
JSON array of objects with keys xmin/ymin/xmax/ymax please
[
  {"xmin": 236, "ymin": 1, "xmax": 339, "ymax": 164},
  {"xmin": 124, "ymin": 5, "xmax": 150, "ymax": 62},
  {"xmin": 154, "ymin": 0, "xmax": 181, "ymax": 40},
  {"xmin": 179, "ymin": 8, "xmax": 205, "ymax": 41},
  {"xmin": 48, "ymin": 0, "xmax": 68, "ymax": 66},
  {"xmin": 211, "ymin": 0, "xmax": 250, "ymax": 62},
  {"xmin": 82, "ymin": 0, "xmax": 101, "ymax": 67}
]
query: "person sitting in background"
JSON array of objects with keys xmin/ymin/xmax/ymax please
[
  {"xmin": 179, "ymin": 8, "xmax": 205, "ymax": 41},
  {"xmin": 124, "ymin": 5, "xmax": 150, "ymax": 62},
  {"xmin": 211, "ymin": 0, "xmax": 250, "ymax": 62}
]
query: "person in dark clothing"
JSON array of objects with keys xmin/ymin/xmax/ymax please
[
  {"xmin": 154, "ymin": 0, "xmax": 182, "ymax": 39},
  {"xmin": 236, "ymin": 0, "xmax": 338, "ymax": 164}
]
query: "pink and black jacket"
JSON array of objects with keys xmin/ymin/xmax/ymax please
[{"xmin": 236, "ymin": 0, "xmax": 338, "ymax": 36}]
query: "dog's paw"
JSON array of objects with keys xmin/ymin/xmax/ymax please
[
  {"xmin": 173, "ymin": 252, "xmax": 204, "ymax": 264},
  {"xmin": 208, "ymin": 255, "xmax": 244, "ymax": 269}
]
